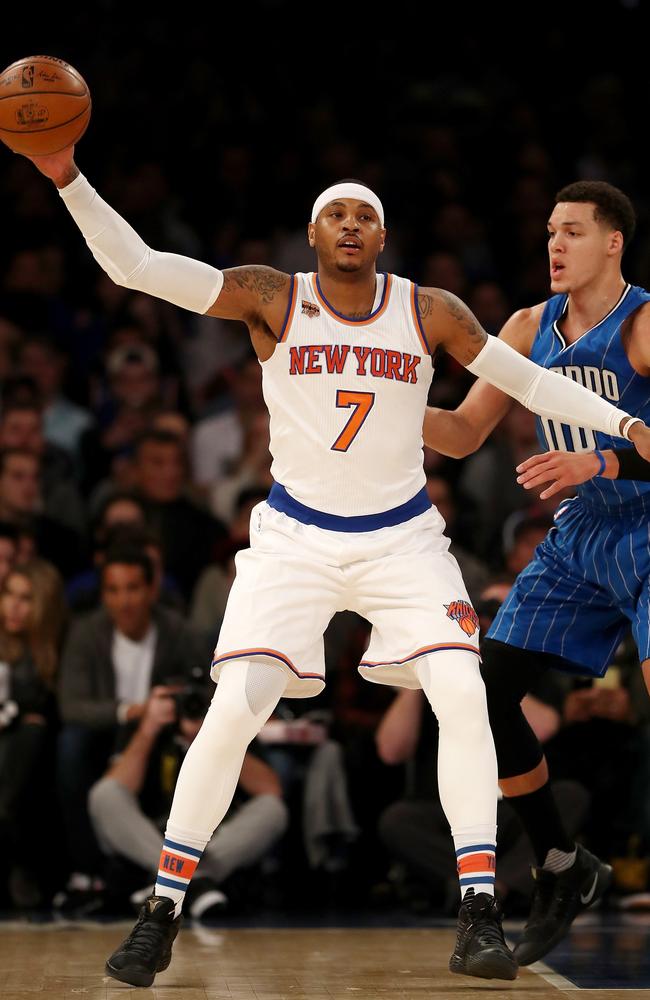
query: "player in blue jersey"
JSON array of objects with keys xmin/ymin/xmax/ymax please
[{"xmin": 423, "ymin": 180, "xmax": 650, "ymax": 965}]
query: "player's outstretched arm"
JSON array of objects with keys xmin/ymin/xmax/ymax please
[
  {"xmin": 419, "ymin": 287, "xmax": 650, "ymax": 453},
  {"xmin": 24, "ymin": 148, "xmax": 291, "ymax": 335},
  {"xmin": 421, "ymin": 304, "xmax": 540, "ymax": 457}
]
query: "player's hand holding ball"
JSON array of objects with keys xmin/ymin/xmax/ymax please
[{"xmin": 0, "ymin": 55, "xmax": 88, "ymax": 184}]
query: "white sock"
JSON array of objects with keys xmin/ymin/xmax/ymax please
[{"xmin": 416, "ymin": 652, "xmax": 497, "ymax": 899}]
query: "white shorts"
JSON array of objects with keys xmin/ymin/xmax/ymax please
[{"xmin": 211, "ymin": 501, "xmax": 480, "ymax": 698}]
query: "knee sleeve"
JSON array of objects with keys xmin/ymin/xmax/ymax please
[
  {"xmin": 205, "ymin": 658, "xmax": 288, "ymax": 748},
  {"xmin": 480, "ymin": 638, "xmax": 552, "ymax": 779},
  {"xmin": 417, "ymin": 650, "xmax": 488, "ymax": 730},
  {"xmin": 167, "ymin": 660, "xmax": 287, "ymax": 837}
]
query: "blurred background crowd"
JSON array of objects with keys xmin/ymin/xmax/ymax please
[{"xmin": 1, "ymin": 2, "xmax": 650, "ymax": 922}]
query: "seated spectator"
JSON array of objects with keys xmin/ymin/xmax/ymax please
[
  {"xmin": 89, "ymin": 685, "xmax": 288, "ymax": 917},
  {"xmin": 0, "ymin": 448, "xmax": 85, "ymax": 579},
  {"xmin": 131, "ymin": 429, "xmax": 227, "ymax": 600},
  {"xmin": 0, "ymin": 397, "xmax": 86, "ymax": 535},
  {"xmin": 0, "ymin": 558, "xmax": 67, "ymax": 908},
  {"xmin": 81, "ymin": 340, "xmax": 165, "ymax": 491},
  {"xmin": 56, "ymin": 546, "xmax": 206, "ymax": 914},
  {"xmin": 190, "ymin": 353, "xmax": 266, "ymax": 491},
  {"xmin": 18, "ymin": 333, "xmax": 94, "ymax": 461},
  {"xmin": 67, "ymin": 519, "xmax": 184, "ymax": 615}
]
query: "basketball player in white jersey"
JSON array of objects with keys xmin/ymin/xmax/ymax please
[{"xmin": 21, "ymin": 144, "xmax": 650, "ymax": 986}]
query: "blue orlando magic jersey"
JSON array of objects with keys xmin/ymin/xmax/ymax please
[{"xmin": 530, "ymin": 283, "xmax": 650, "ymax": 510}]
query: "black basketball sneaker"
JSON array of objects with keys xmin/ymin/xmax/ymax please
[
  {"xmin": 105, "ymin": 894, "xmax": 181, "ymax": 987},
  {"xmin": 514, "ymin": 845, "xmax": 613, "ymax": 966},
  {"xmin": 449, "ymin": 890, "xmax": 518, "ymax": 980}
]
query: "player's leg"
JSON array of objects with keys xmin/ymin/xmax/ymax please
[
  {"xmin": 415, "ymin": 650, "xmax": 516, "ymax": 980},
  {"xmin": 353, "ymin": 510, "xmax": 515, "ymax": 979},
  {"xmin": 483, "ymin": 502, "xmax": 638, "ymax": 965},
  {"xmin": 105, "ymin": 659, "xmax": 287, "ymax": 987},
  {"xmin": 105, "ymin": 505, "xmax": 341, "ymax": 986},
  {"xmin": 482, "ymin": 637, "xmax": 613, "ymax": 966}
]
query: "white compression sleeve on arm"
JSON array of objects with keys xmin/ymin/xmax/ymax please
[
  {"xmin": 58, "ymin": 172, "xmax": 223, "ymax": 313},
  {"xmin": 467, "ymin": 334, "xmax": 641, "ymax": 439}
]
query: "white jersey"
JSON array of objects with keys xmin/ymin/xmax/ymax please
[{"xmin": 261, "ymin": 271, "xmax": 434, "ymax": 518}]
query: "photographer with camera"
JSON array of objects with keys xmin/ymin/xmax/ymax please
[
  {"xmin": 56, "ymin": 544, "xmax": 207, "ymax": 913},
  {"xmin": 89, "ymin": 681, "xmax": 288, "ymax": 918}
]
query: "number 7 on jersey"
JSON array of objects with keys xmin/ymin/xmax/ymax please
[{"xmin": 331, "ymin": 390, "xmax": 375, "ymax": 452}]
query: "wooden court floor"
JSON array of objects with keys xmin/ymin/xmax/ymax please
[{"xmin": 1, "ymin": 921, "xmax": 647, "ymax": 999}]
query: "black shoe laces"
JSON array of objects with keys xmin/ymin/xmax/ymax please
[
  {"xmin": 460, "ymin": 899, "xmax": 507, "ymax": 950},
  {"xmin": 472, "ymin": 909, "xmax": 507, "ymax": 948},
  {"xmin": 122, "ymin": 912, "xmax": 171, "ymax": 960}
]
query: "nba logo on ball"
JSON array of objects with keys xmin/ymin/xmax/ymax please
[{"xmin": 21, "ymin": 65, "xmax": 34, "ymax": 88}]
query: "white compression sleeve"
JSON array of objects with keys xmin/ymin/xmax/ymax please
[
  {"xmin": 467, "ymin": 334, "xmax": 642, "ymax": 439},
  {"xmin": 58, "ymin": 172, "xmax": 224, "ymax": 313}
]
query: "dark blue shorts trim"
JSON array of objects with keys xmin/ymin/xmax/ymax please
[{"xmin": 266, "ymin": 483, "xmax": 431, "ymax": 532}]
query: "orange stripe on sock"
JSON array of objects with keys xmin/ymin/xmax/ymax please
[
  {"xmin": 457, "ymin": 852, "xmax": 496, "ymax": 876},
  {"xmin": 158, "ymin": 850, "xmax": 198, "ymax": 880}
]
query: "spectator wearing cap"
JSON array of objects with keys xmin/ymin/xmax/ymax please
[{"xmin": 81, "ymin": 341, "xmax": 164, "ymax": 492}]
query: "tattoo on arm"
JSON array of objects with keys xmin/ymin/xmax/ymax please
[
  {"xmin": 419, "ymin": 289, "xmax": 487, "ymax": 363},
  {"xmin": 222, "ymin": 266, "xmax": 288, "ymax": 305}
]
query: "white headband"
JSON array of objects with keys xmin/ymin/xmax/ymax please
[{"xmin": 311, "ymin": 183, "xmax": 384, "ymax": 226}]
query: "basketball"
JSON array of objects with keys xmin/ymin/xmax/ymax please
[{"xmin": 0, "ymin": 55, "xmax": 91, "ymax": 156}]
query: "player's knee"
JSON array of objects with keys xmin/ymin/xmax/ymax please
[
  {"xmin": 481, "ymin": 638, "xmax": 538, "ymax": 725},
  {"xmin": 203, "ymin": 659, "xmax": 287, "ymax": 747},
  {"xmin": 418, "ymin": 652, "xmax": 488, "ymax": 726}
]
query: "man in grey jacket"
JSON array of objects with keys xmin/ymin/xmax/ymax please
[{"xmin": 57, "ymin": 546, "xmax": 206, "ymax": 912}]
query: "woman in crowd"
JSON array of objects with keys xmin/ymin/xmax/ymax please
[{"xmin": 0, "ymin": 558, "xmax": 67, "ymax": 907}]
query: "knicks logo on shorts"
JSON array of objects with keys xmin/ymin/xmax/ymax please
[{"xmin": 444, "ymin": 600, "xmax": 479, "ymax": 637}]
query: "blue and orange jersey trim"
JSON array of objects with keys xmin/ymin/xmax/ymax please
[
  {"xmin": 278, "ymin": 275, "xmax": 297, "ymax": 343},
  {"xmin": 360, "ymin": 642, "xmax": 480, "ymax": 668},
  {"xmin": 311, "ymin": 272, "xmax": 392, "ymax": 325},
  {"xmin": 212, "ymin": 647, "xmax": 324, "ymax": 683},
  {"xmin": 411, "ymin": 282, "xmax": 432, "ymax": 355}
]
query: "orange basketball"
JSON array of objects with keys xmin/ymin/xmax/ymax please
[{"xmin": 0, "ymin": 55, "xmax": 91, "ymax": 156}]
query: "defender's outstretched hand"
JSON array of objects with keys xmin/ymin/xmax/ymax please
[{"xmin": 516, "ymin": 450, "xmax": 606, "ymax": 499}]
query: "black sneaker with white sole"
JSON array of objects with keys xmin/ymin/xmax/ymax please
[
  {"xmin": 449, "ymin": 891, "xmax": 518, "ymax": 980},
  {"xmin": 514, "ymin": 845, "xmax": 613, "ymax": 966},
  {"xmin": 105, "ymin": 894, "xmax": 181, "ymax": 987}
]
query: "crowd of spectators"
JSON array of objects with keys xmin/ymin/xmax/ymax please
[{"xmin": 1, "ymin": 9, "xmax": 650, "ymax": 918}]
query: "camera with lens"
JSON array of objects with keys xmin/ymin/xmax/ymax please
[
  {"xmin": 167, "ymin": 669, "xmax": 211, "ymax": 724},
  {"xmin": 173, "ymin": 683, "xmax": 211, "ymax": 721}
]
